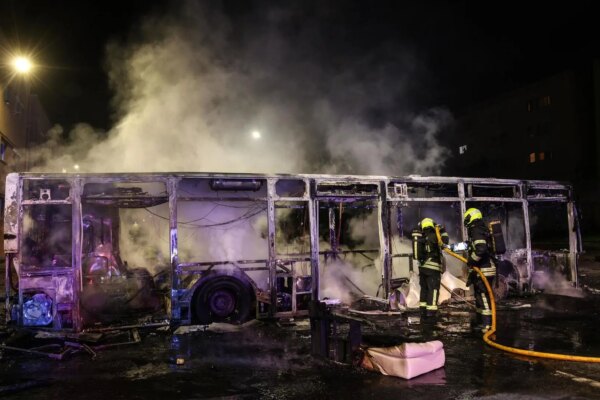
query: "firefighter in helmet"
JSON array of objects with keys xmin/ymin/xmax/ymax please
[
  {"xmin": 411, "ymin": 217, "xmax": 449, "ymax": 321},
  {"xmin": 463, "ymin": 208, "xmax": 496, "ymax": 333}
]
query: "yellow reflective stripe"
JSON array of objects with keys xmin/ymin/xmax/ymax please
[
  {"xmin": 433, "ymin": 289, "xmax": 438, "ymax": 305},
  {"xmin": 473, "ymin": 239, "xmax": 487, "ymax": 245},
  {"xmin": 426, "ymin": 305, "xmax": 438, "ymax": 311},
  {"xmin": 481, "ymin": 309, "xmax": 492, "ymax": 316},
  {"xmin": 441, "ymin": 232, "xmax": 449, "ymax": 237},
  {"xmin": 424, "ymin": 259, "xmax": 441, "ymax": 266},
  {"xmin": 419, "ymin": 302, "xmax": 427, "ymax": 307},
  {"xmin": 413, "ymin": 241, "xmax": 418, "ymax": 257},
  {"xmin": 482, "ymin": 296, "xmax": 490, "ymax": 311},
  {"xmin": 470, "ymin": 252, "xmax": 482, "ymax": 261},
  {"xmin": 419, "ymin": 264, "xmax": 442, "ymax": 271},
  {"xmin": 412, "ymin": 232, "xmax": 423, "ymax": 237},
  {"xmin": 480, "ymin": 267, "xmax": 496, "ymax": 276}
]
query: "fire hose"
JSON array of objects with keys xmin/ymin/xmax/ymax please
[{"xmin": 435, "ymin": 228, "xmax": 600, "ymax": 363}]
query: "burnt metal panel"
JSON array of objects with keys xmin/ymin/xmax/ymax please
[
  {"xmin": 3, "ymin": 173, "xmax": 19, "ymax": 253},
  {"xmin": 71, "ymin": 178, "xmax": 83, "ymax": 331},
  {"xmin": 267, "ymin": 179, "xmax": 277, "ymax": 315},
  {"xmin": 378, "ymin": 181, "xmax": 391, "ymax": 298},
  {"xmin": 567, "ymin": 202, "xmax": 579, "ymax": 287},
  {"xmin": 4, "ymin": 254, "xmax": 11, "ymax": 323},
  {"xmin": 315, "ymin": 180, "xmax": 379, "ymax": 197},
  {"xmin": 328, "ymin": 207, "xmax": 337, "ymax": 257},
  {"xmin": 521, "ymin": 198, "xmax": 533, "ymax": 286},
  {"xmin": 309, "ymin": 198, "xmax": 320, "ymax": 300},
  {"xmin": 168, "ymin": 178, "xmax": 181, "ymax": 323},
  {"xmin": 458, "ymin": 181, "xmax": 467, "ymax": 241}
]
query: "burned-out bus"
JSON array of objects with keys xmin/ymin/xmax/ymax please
[{"xmin": 3, "ymin": 172, "xmax": 581, "ymax": 331}]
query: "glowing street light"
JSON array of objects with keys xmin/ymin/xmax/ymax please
[
  {"xmin": 12, "ymin": 56, "xmax": 32, "ymax": 74},
  {"xmin": 251, "ymin": 130, "xmax": 261, "ymax": 140}
]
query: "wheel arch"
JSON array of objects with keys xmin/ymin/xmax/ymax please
[{"xmin": 187, "ymin": 266, "xmax": 258, "ymax": 324}]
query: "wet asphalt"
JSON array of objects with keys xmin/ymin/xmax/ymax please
[{"xmin": 1, "ymin": 260, "xmax": 600, "ymax": 399}]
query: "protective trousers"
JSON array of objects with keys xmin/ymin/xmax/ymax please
[
  {"xmin": 419, "ymin": 267, "xmax": 441, "ymax": 316},
  {"xmin": 473, "ymin": 275, "xmax": 494, "ymax": 330}
]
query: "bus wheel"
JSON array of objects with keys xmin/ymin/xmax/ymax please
[
  {"xmin": 492, "ymin": 274, "xmax": 509, "ymax": 300},
  {"xmin": 494, "ymin": 260, "xmax": 520, "ymax": 300},
  {"xmin": 193, "ymin": 275, "xmax": 253, "ymax": 325}
]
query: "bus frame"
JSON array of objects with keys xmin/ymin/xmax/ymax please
[{"xmin": 3, "ymin": 172, "xmax": 581, "ymax": 331}]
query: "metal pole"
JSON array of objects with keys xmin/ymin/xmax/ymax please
[
  {"xmin": 5, "ymin": 254, "xmax": 10, "ymax": 324},
  {"xmin": 309, "ymin": 199, "xmax": 320, "ymax": 300},
  {"xmin": 566, "ymin": 201, "xmax": 579, "ymax": 287},
  {"xmin": 71, "ymin": 178, "xmax": 83, "ymax": 331},
  {"xmin": 167, "ymin": 178, "xmax": 180, "ymax": 322},
  {"xmin": 522, "ymin": 197, "xmax": 533, "ymax": 291},
  {"xmin": 378, "ymin": 182, "xmax": 391, "ymax": 299},
  {"xmin": 328, "ymin": 207, "xmax": 337, "ymax": 259},
  {"xmin": 267, "ymin": 179, "xmax": 277, "ymax": 315}
]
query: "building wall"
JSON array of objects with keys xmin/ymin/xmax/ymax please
[
  {"xmin": 1, "ymin": 31, "xmax": 52, "ymax": 256},
  {"xmin": 449, "ymin": 61, "xmax": 600, "ymax": 235},
  {"xmin": 0, "ymin": 78, "xmax": 29, "ymax": 170}
]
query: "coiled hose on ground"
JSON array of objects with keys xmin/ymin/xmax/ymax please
[{"xmin": 442, "ymin": 247, "xmax": 600, "ymax": 363}]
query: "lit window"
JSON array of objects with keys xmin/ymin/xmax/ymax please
[
  {"xmin": 0, "ymin": 139, "xmax": 5, "ymax": 162},
  {"xmin": 539, "ymin": 152, "xmax": 545, "ymax": 161},
  {"xmin": 529, "ymin": 152, "xmax": 536, "ymax": 163},
  {"xmin": 541, "ymin": 95, "xmax": 551, "ymax": 107},
  {"xmin": 459, "ymin": 145, "xmax": 468, "ymax": 155}
]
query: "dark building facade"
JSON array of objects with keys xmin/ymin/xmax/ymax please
[
  {"xmin": 448, "ymin": 60, "xmax": 600, "ymax": 235},
  {"xmin": 1, "ymin": 30, "xmax": 52, "ymax": 256}
]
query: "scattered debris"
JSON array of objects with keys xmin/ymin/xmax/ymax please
[
  {"xmin": 583, "ymin": 285, "xmax": 600, "ymax": 295},
  {"xmin": 0, "ymin": 327, "xmax": 142, "ymax": 360},
  {"xmin": 174, "ymin": 319, "xmax": 262, "ymax": 335}
]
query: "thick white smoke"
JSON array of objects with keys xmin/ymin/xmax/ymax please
[
  {"xmin": 27, "ymin": 1, "xmax": 451, "ymax": 176},
  {"xmin": 22, "ymin": 1, "xmax": 455, "ymax": 305}
]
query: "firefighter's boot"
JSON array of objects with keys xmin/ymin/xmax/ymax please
[
  {"xmin": 471, "ymin": 313, "xmax": 483, "ymax": 333},
  {"xmin": 481, "ymin": 314, "xmax": 492, "ymax": 333},
  {"xmin": 425, "ymin": 309, "xmax": 438, "ymax": 321}
]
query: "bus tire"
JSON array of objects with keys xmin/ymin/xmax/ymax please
[{"xmin": 192, "ymin": 273, "xmax": 254, "ymax": 325}]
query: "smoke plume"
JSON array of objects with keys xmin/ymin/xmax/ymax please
[{"xmin": 27, "ymin": 1, "xmax": 451, "ymax": 176}]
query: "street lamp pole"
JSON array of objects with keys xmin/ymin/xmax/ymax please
[{"xmin": 10, "ymin": 56, "xmax": 33, "ymax": 170}]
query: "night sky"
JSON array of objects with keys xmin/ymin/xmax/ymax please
[{"xmin": 1, "ymin": 0, "xmax": 598, "ymax": 131}]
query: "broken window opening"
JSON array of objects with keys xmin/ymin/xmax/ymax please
[
  {"xmin": 22, "ymin": 204, "xmax": 72, "ymax": 270},
  {"xmin": 402, "ymin": 182, "xmax": 459, "ymax": 199},
  {"xmin": 80, "ymin": 182, "xmax": 170, "ymax": 328},
  {"xmin": 317, "ymin": 199, "xmax": 381, "ymax": 304},
  {"xmin": 275, "ymin": 179, "xmax": 306, "ymax": 198},
  {"xmin": 469, "ymin": 184, "xmax": 519, "ymax": 198},
  {"xmin": 529, "ymin": 202, "xmax": 569, "ymax": 252},
  {"xmin": 24, "ymin": 179, "xmax": 71, "ymax": 201},
  {"xmin": 391, "ymin": 202, "xmax": 463, "ymax": 281}
]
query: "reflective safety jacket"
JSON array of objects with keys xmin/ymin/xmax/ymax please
[
  {"xmin": 466, "ymin": 219, "xmax": 496, "ymax": 277},
  {"xmin": 411, "ymin": 225, "xmax": 449, "ymax": 272}
]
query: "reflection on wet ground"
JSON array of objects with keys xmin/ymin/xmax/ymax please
[{"xmin": 2, "ymin": 291, "xmax": 600, "ymax": 400}]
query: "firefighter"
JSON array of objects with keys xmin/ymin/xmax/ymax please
[
  {"xmin": 411, "ymin": 217, "xmax": 449, "ymax": 321},
  {"xmin": 463, "ymin": 208, "xmax": 496, "ymax": 333}
]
